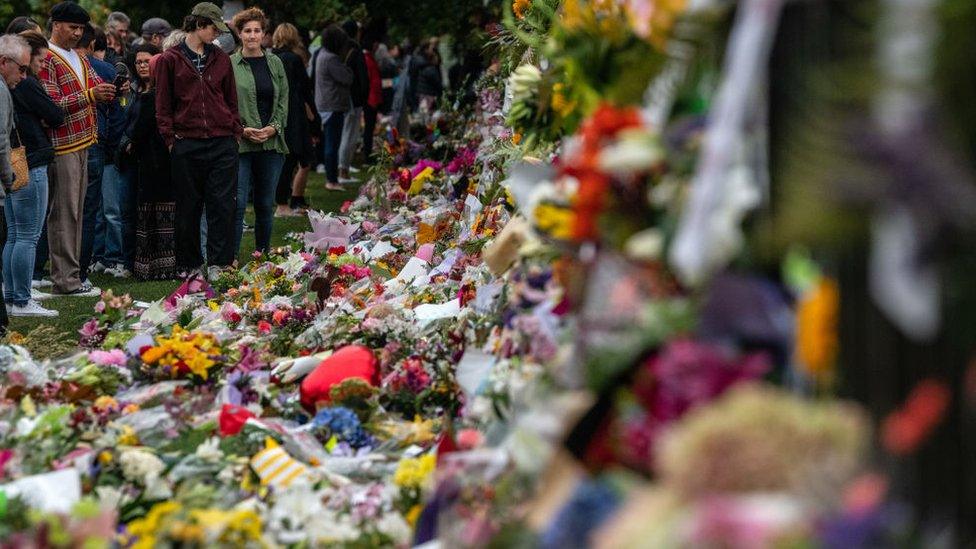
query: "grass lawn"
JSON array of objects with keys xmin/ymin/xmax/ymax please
[{"xmin": 6, "ymin": 171, "xmax": 359, "ymax": 340}]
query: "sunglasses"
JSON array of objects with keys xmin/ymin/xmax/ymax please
[{"xmin": 2, "ymin": 56, "xmax": 28, "ymax": 75}]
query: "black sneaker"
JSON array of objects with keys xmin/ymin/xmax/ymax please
[{"xmin": 54, "ymin": 286, "xmax": 101, "ymax": 298}]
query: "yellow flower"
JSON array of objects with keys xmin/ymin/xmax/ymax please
[
  {"xmin": 185, "ymin": 352, "xmax": 216, "ymax": 380},
  {"xmin": 409, "ymin": 167, "xmax": 435, "ymax": 195},
  {"xmin": 406, "ymin": 504, "xmax": 423, "ymax": 526},
  {"xmin": 533, "ymin": 203, "xmax": 575, "ymax": 240},
  {"xmin": 98, "ymin": 450, "xmax": 114, "ymax": 465},
  {"xmin": 93, "ymin": 395, "xmax": 119, "ymax": 412},
  {"xmin": 118, "ymin": 425, "xmax": 140, "ymax": 446},
  {"xmin": 796, "ymin": 277, "xmax": 839, "ymax": 382},
  {"xmin": 140, "ymin": 346, "xmax": 166, "ymax": 364},
  {"xmin": 127, "ymin": 501, "xmax": 183, "ymax": 548},
  {"xmin": 513, "ymin": 0, "xmax": 531, "ymax": 19},
  {"xmin": 511, "ymin": 132, "xmax": 523, "ymax": 145},
  {"xmin": 551, "ymin": 83, "xmax": 576, "ymax": 118},
  {"xmin": 170, "ymin": 521, "xmax": 205, "ymax": 543},
  {"xmin": 393, "ymin": 453, "xmax": 437, "ymax": 489},
  {"xmin": 189, "ymin": 508, "xmax": 263, "ymax": 543}
]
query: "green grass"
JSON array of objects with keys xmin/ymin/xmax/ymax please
[{"xmin": 7, "ymin": 171, "xmax": 359, "ymax": 338}]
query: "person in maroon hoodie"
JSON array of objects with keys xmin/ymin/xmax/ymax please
[{"xmin": 154, "ymin": 2, "xmax": 242, "ymax": 273}]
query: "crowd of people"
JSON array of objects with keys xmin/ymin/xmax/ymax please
[{"xmin": 0, "ymin": 2, "xmax": 468, "ymax": 324}]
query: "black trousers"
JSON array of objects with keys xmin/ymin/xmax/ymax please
[
  {"xmin": 363, "ymin": 105, "xmax": 378, "ymax": 162},
  {"xmin": 171, "ymin": 137, "xmax": 238, "ymax": 269},
  {"xmin": 276, "ymin": 154, "xmax": 298, "ymax": 206}
]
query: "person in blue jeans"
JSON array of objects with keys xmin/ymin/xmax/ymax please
[
  {"xmin": 6, "ymin": 30, "xmax": 63, "ymax": 317},
  {"xmin": 77, "ymin": 25, "xmax": 128, "ymax": 281},
  {"xmin": 313, "ymin": 25, "xmax": 353, "ymax": 191},
  {"xmin": 230, "ymin": 8, "xmax": 289, "ymax": 256}
]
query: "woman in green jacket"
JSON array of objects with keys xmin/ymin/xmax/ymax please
[{"xmin": 230, "ymin": 7, "xmax": 289, "ymax": 255}]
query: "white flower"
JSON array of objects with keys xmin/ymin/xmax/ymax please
[
  {"xmin": 195, "ymin": 437, "xmax": 223, "ymax": 464},
  {"xmin": 376, "ymin": 512, "xmax": 412, "ymax": 544},
  {"xmin": 597, "ymin": 129, "xmax": 664, "ymax": 174},
  {"xmin": 625, "ymin": 229, "xmax": 665, "ymax": 261},
  {"xmin": 119, "ymin": 447, "xmax": 165, "ymax": 483}
]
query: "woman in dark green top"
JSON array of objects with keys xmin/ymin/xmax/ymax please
[{"xmin": 230, "ymin": 7, "xmax": 289, "ymax": 256}]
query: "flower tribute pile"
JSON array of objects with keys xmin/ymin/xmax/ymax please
[{"xmin": 0, "ymin": 1, "xmax": 952, "ymax": 547}]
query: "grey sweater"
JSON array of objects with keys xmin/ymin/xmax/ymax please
[
  {"xmin": 0, "ymin": 78, "xmax": 13, "ymax": 197},
  {"xmin": 314, "ymin": 50, "xmax": 353, "ymax": 114}
]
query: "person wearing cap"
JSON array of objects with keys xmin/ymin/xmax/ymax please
[
  {"xmin": 37, "ymin": 1, "xmax": 116, "ymax": 297},
  {"xmin": 141, "ymin": 18, "xmax": 173, "ymax": 49},
  {"xmin": 155, "ymin": 2, "xmax": 242, "ymax": 274}
]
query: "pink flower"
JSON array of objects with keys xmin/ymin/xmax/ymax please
[
  {"xmin": 257, "ymin": 320, "xmax": 272, "ymax": 334},
  {"xmin": 79, "ymin": 319, "xmax": 100, "ymax": 338},
  {"xmin": 88, "ymin": 349, "xmax": 127, "ymax": 366},
  {"xmin": 410, "ymin": 159, "xmax": 443, "ymax": 179},
  {"xmin": 221, "ymin": 303, "xmax": 242, "ymax": 323},
  {"xmin": 94, "ymin": 300, "xmax": 106, "ymax": 314},
  {"xmin": 362, "ymin": 221, "xmax": 378, "ymax": 233},
  {"xmin": 340, "ymin": 200, "xmax": 353, "ymax": 213},
  {"xmin": 272, "ymin": 309, "xmax": 290, "ymax": 326},
  {"xmin": 457, "ymin": 428, "xmax": 484, "ymax": 450}
]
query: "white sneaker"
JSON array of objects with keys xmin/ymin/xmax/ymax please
[
  {"xmin": 31, "ymin": 278, "xmax": 53, "ymax": 289},
  {"xmin": 90, "ymin": 261, "xmax": 108, "ymax": 273},
  {"xmin": 80, "ymin": 279, "xmax": 96, "ymax": 292},
  {"xmin": 105, "ymin": 265, "xmax": 131, "ymax": 278},
  {"xmin": 349, "ymin": 166, "xmax": 361, "ymax": 174},
  {"xmin": 316, "ymin": 164, "xmax": 326, "ymax": 174},
  {"xmin": 31, "ymin": 288, "xmax": 54, "ymax": 301},
  {"xmin": 10, "ymin": 300, "xmax": 59, "ymax": 317}
]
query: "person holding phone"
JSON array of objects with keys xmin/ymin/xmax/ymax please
[{"xmin": 38, "ymin": 2, "xmax": 118, "ymax": 297}]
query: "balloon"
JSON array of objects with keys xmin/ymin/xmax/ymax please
[{"xmin": 300, "ymin": 345, "xmax": 378, "ymax": 412}]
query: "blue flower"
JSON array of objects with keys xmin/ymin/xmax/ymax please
[{"xmin": 312, "ymin": 406, "xmax": 374, "ymax": 448}]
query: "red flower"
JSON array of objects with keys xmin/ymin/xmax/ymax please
[
  {"xmin": 563, "ymin": 103, "xmax": 644, "ymax": 241},
  {"xmin": 328, "ymin": 246, "xmax": 347, "ymax": 256},
  {"xmin": 882, "ymin": 379, "xmax": 951, "ymax": 456},
  {"xmin": 219, "ymin": 404, "xmax": 255, "ymax": 437},
  {"xmin": 257, "ymin": 320, "xmax": 272, "ymax": 334}
]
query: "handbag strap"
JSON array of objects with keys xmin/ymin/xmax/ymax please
[{"xmin": 11, "ymin": 124, "xmax": 22, "ymax": 150}]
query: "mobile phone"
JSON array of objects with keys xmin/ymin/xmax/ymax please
[{"xmin": 113, "ymin": 74, "xmax": 127, "ymax": 94}]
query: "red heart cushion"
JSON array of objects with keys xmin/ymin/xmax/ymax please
[{"xmin": 300, "ymin": 345, "xmax": 378, "ymax": 412}]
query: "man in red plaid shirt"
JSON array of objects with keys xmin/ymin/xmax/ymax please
[{"xmin": 37, "ymin": 2, "xmax": 117, "ymax": 296}]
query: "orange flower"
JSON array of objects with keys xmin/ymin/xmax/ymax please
[
  {"xmin": 513, "ymin": 0, "xmax": 531, "ymax": 19},
  {"xmin": 795, "ymin": 277, "xmax": 839, "ymax": 381},
  {"xmin": 563, "ymin": 103, "xmax": 643, "ymax": 241}
]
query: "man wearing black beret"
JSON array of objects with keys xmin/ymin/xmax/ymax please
[{"xmin": 38, "ymin": 1, "xmax": 118, "ymax": 297}]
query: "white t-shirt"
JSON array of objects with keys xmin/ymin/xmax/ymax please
[{"xmin": 48, "ymin": 42, "xmax": 84, "ymax": 81}]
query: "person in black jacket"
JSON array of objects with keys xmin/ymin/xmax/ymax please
[
  {"xmin": 4, "ymin": 31, "xmax": 63, "ymax": 318},
  {"xmin": 271, "ymin": 23, "xmax": 315, "ymax": 215},
  {"xmin": 119, "ymin": 44, "xmax": 175, "ymax": 280},
  {"xmin": 415, "ymin": 42, "xmax": 443, "ymax": 123},
  {"xmin": 337, "ymin": 19, "xmax": 369, "ymax": 182}
]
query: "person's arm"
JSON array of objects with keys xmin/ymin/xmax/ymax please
[
  {"xmin": 221, "ymin": 56, "xmax": 243, "ymax": 141},
  {"xmin": 154, "ymin": 54, "xmax": 176, "ymax": 149},
  {"xmin": 38, "ymin": 56, "xmax": 96, "ymax": 116},
  {"xmin": 0, "ymin": 97, "xmax": 13, "ymax": 189},
  {"xmin": 268, "ymin": 57, "xmax": 289, "ymax": 138},
  {"xmin": 20, "ymin": 78, "xmax": 65, "ymax": 128},
  {"xmin": 327, "ymin": 57, "xmax": 354, "ymax": 86}
]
